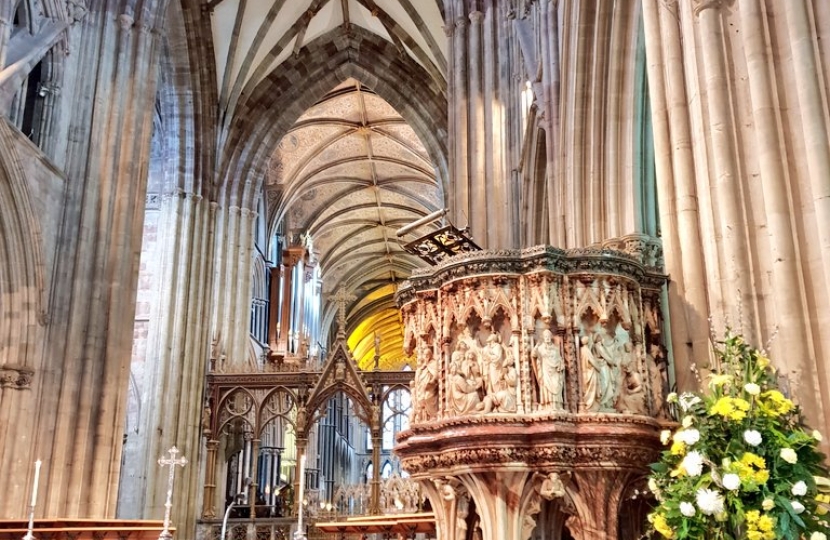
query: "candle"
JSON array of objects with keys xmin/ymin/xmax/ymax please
[
  {"xmin": 297, "ymin": 454, "xmax": 306, "ymax": 529},
  {"xmin": 30, "ymin": 460, "xmax": 42, "ymax": 507}
]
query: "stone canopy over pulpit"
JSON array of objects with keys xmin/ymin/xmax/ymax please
[{"xmin": 394, "ymin": 237, "xmax": 670, "ymax": 540}]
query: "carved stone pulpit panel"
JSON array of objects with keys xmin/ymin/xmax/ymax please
[{"xmin": 394, "ymin": 238, "xmax": 669, "ymax": 540}]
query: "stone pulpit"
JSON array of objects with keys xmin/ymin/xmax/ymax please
[{"xmin": 394, "ymin": 238, "xmax": 670, "ymax": 540}]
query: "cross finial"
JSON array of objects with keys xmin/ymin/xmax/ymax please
[
  {"xmin": 157, "ymin": 446, "xmax": 187, "ymax": 540},
  {"xmin": 332, "ymin": 286, "xmax": 355, "ymax": 337},
  {"xmin": 373, "ymin": 332, "xmax": 381, "ymax": 370}
]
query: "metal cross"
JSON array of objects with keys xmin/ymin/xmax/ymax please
[{"xmin": 158, "ymin": 446, "xmax": 188, "ymax": 540}]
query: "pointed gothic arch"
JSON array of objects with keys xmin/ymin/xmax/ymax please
[
  {"xmin": 217, "ymin": 25, "xmax": 448, "ymax": 213},
  {"xmin": 304, "ymin": 340, "xmax": 374, "ymax": 433},
  {"xmin": 0, "ymin": 119, "xmax": 46, "ymax": 369}
]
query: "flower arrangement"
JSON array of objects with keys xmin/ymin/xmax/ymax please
[{"xmin": 646, "ymin": 331, "xmax": 830, "ymax": 540}]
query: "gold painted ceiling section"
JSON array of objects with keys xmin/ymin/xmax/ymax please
[{"xmin": 271, "ymin": 79, "xmax": 440, "ymax": 371}]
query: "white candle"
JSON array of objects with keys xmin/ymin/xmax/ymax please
[
  {"xmin": 297, "ymin": 454, "xmax": 306, "ymax": 528},
  {"xmin": 30, "ymin": 460, "xmax": 42, "ymax": 507}
]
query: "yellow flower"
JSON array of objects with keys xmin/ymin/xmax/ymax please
[
  {"xmin": 757, "ymin": 515, "xmax": 774, "ymax": 532},
  {"xmin": 745, "ymin": 510, "xmax": 760, "ymax": 524},
  {"xmin": 762, "ymin": 498, "xmax": 775, "ymax": 511},
  {"xmin": 650, "ymin": 512, "xmax": 674, "ymax": 539},
  {"xmin": 758, "ymin": 390, "xmax": 794, "ymax": 417},
  {"xmin": 741, "ymin": 453, "xmax": 767, "ymax": 469},
  {"xmin": 670, "ymin": 440, "xmax": 686, "ymax": 456},
  {"xmin": 756, "ymin": 355, "xmax": 770, "ymax": 369},
  {"xmin": 709, "ymin": 397, "xmax": 750, "ymax": 422}
]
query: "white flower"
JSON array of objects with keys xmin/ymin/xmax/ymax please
[
  {"xmin": 743, "ymin": 429, "xmax": 762, "ymax": 446},
  {"xmin": 667, "ymin": 392, "xmax": 678, "ymax": 403},
  {"xmin": 681, "ymin": 451, "xmax": 704, "ymax": 477},
  {"xmin": 675, "ymin": 428, "xmax": 701, "ymax": 446},
  {"xmin": 679, "ymin": 393, "xmax": 702, "ymax": 412},
  {"xmin": 762, "ymin": 498, "xmax": 775, "ymax": 511},
  {"xmin": 791, "ymin": 500, "xmax": 805, "ymax": 514},
  {"xmin": 781, "ymin": 447, "xmax": 798, "ymax": 464},
  {"xmin": 660, "ymin": 430, "xmax": 672, "ymax": 445},
  {"xmin": 814, "ymin": 430, "xmax": 823, "ymax": 442},
  {"xmin": 791, "ymin": 480, "xmax": 808, "ymax": 496},
  {"xmin": 744, "ymin": 382, "xmax": 761, "ymax": 395},
  {"xmin": 680, "ymin": 501, "xmax": 696, "ymax": 517},
  {"xmin": 811, "ymin": 532, "xmax": 827, "ymax": 540},
  {"xmin": 722, "ymin": 473, "xmax": 741, "ymax": 491},
  {"xmin": 648, "ymin": 477, "xmax": 659, "ymax": 493},
  {"xmin": 682, "ymin": 415, "xmax": 694, "ymax": 428},
  {"xmin": 695, "ymin": 488, "xmax": 725, "ymax": 515}
]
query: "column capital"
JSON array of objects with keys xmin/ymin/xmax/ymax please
[
  {"xmin": 692, "ymin": 0, "xmax": 724, "ymax": 16},
  {"xmin": 469, "ymin": 10, "xmax": 484, "ymax": 24}
]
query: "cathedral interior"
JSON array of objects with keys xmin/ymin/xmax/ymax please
[{"xmin": 1, "ymin": 1, "xmax": 830, "ymax": 539}]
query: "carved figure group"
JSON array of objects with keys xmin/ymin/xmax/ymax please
[
  {"xmin": 444, "ymin": 329, "xmax": 519, "ymax": 416},
  {"xmin": 408, "ymin": 314, "xmax": 663, "ymax": 421}
]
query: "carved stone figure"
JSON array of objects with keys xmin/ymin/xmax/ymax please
[
  {"xmin": 580, "ymin": 335, "xmax": 602, "ymax": 412},
  {"xmin": 531, "ymin": 329, "xmax": 565, "ymax": 410},
  {"xmin": 482, "ymin": 332, "xmax": 506, "ymax": 395},
  {"xmin": 647, "ymin": 343, "xmax": 668, "ymax": 417},
  {"xmin": 448, "ymin": 355, "xmax": 484, "ymax": 415},
  {"xmin": 413, "ymin": 346, "xmax": 439, "ymax": 422},
  {"xmin": 615, "ymin": 342, "xmax": 647, "ymax": 414},
  {"xmin": 592, "ymin": 330, "xmax": 618, "ymax": 411},
  {"xmin": 450, "ymin": 340, "xmax": 469, "ymax": 372},
  {"xmin": 481, "ymin": 343, "xmax": 518, "ymax": 413},
  {"xmin": 539, "ymin": 472, "xmax": 567, "ymax": 500}
]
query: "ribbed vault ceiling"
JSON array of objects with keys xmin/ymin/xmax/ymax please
[
  {"xmin": 209, "ymin": 0, "xmax": 447, "ymax": 119},
  {"xmin": 208, "ymin": 0, "xmax": 450, "ymax": 369},
  {"xmin": 269, "ymin": 79, "xmax": 443, "ymax": 370}
]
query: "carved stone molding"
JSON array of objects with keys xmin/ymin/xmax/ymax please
[{"xmin": 0, "ymin": 365, "xmax": 34, "ymax": 389}]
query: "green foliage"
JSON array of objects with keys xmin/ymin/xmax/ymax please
[{"xmin": 644, "ymin": 331, "xmax": 830, "ymax": 540}]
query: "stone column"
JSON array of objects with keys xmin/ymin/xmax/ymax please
[
  {"xmin": 4, "ymin": 1, "xmax": 171, "ymax": 519},
  {"xmin": 695, "ymin": 2, "xmax": 756, "ymax": 329},
  {"xmin": 446, "ymin": 2, "xmax": 516, "ymax": 249},
  {"xmin": 461, "ymin": 470, "xmax": 539, "ymax": 540},
  {"xmin": 128, "ymin": 191, "xmax": 213, "ymax": 529},
  {"xmin": 564, "ymin": 470, "xmax": 631, "ymax": 540},
  {"xmin": 641, "ymin": 0, "xmax": 712, "ymax": 390}
]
